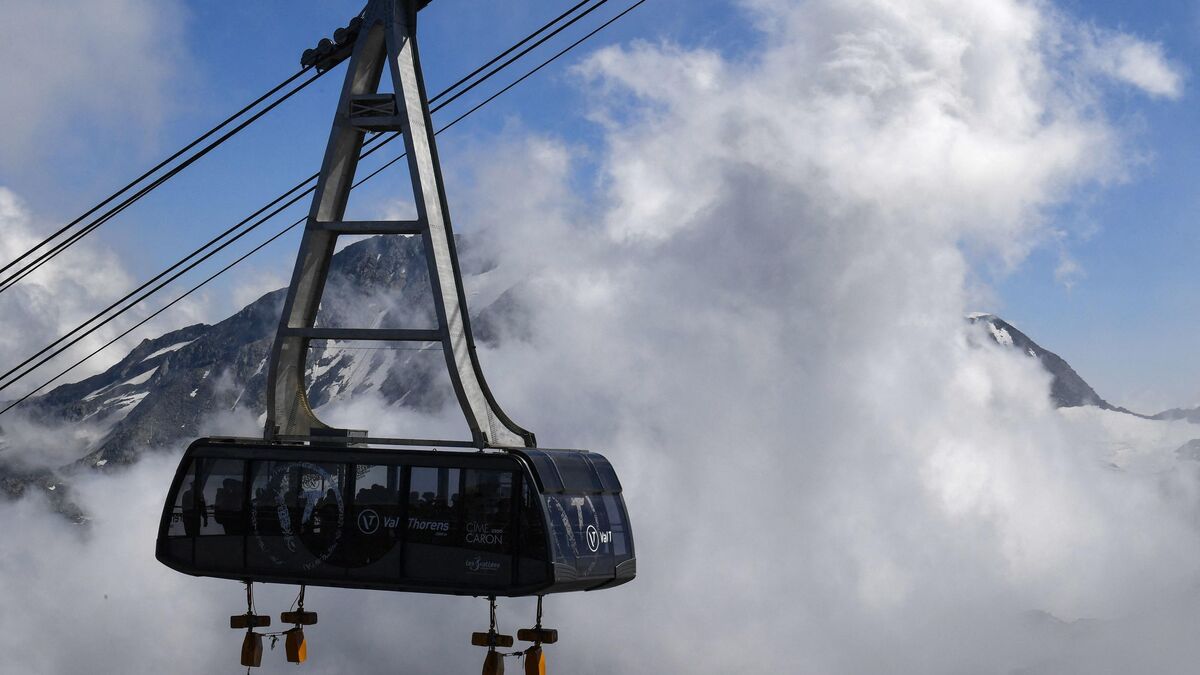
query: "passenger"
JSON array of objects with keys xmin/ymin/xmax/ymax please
[
  {"xmin": 181, "ymin": 486, "xmax": 205, "ymax": 536},
  {"xmin": 317, "ymin": 489, "xmax": 340, "ymax": 537},
  {"xmin": 215, "ymin": 478, "xmax": 244, "ymax": 535}
]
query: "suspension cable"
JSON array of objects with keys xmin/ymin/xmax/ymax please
[
  {"xmin": 0, "ymin": 0, "xmax": 605, "ymax": 393},
  {"xmin": 0, "ymin": 0, "xmax": 650, "ymax": 412},
  {"xmin": 0, "ymin": 0, "xmax": 601, "ymax": 296},
  {"xmin": 433, "ymin": 0, "xmax": 609, "ymax": 112},
  {"xmin": 0, "ymin": 68, "xmax": 328, "ymax": 295},
  {"xmin": 0, "ymin": 68, "xmax": 317, "ymax": 283},
  {"xmin": 431, "ymin": 0, "xmax": 595, "ymax": 104}
]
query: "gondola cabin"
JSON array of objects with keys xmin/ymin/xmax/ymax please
[{"xmin": 156, "ymin": 438, "xmax": 636, "ymax": 597}]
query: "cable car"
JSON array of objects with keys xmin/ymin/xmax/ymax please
[
  {"xmin": 156, "ymin": 437, "xmax": 635, "ymax": 596},
  {"xmin": 155, "ymin": 0, "xmax": 637, "ymax": 668}
]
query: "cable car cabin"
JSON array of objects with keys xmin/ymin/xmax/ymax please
[{"xmin": 156, "ymin": 438, "xmax": 635, "ymax": 597}]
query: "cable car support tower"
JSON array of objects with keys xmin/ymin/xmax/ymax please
[
  {"xmin": 269, "ymin": 0, "xmax": 545, "ymax": 669},
  {"xmin": 266, "ymin": 0, "xmax": 535, "ymax": 451}
]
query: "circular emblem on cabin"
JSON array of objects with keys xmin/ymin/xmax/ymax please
[
  {"xmin": 357, "ymin": 508, "xmax": 381, "ymax": 535},
  {"xmin": 250, "ymin": 462, "xmax": 345, "ymax": 571},
  {"xmin": 585, "ymin": 524, "xmax": 600, "ymax": 553}
]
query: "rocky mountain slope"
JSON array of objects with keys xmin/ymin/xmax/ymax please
[
  {"xmin": 0, "ymin": 238, "xmax": 1191, "ymax": 516},
  {"xmin": 967, "ymin": 313, "xmax": 1132, "ymax": 411},
  {"xmin": 0, "ymin": 235, "xmax": 521, "ymax": 510},
  {"xmin": 1153, "ymin": 407, "xmax": 1200, "ymax": 424}
]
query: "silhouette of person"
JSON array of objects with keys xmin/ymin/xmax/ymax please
[
  {"xmin": 215, "ymin": 478, "xmax": 244, "ymax": 535},
  {"xmin": 181, "ymin": 485, "xmax": 207, "ymax": 536},
  {"xmin": 317, "ymin": 489, "xmax": 340, "ymax": 538}
]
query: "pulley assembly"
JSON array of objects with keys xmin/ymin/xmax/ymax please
[{"xmin": 473, "ymin": 596, "xmax": 558, "ymax": 675}]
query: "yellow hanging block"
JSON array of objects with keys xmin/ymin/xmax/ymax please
[
  {"xmin": 523, "ymin": 645, "xmax": 546, "ymax": 675},
  {"xmin": 286, "ymin": 627, "xmax": 308, "ymax": 664},
  {"xmin": 241, "ymin": 631, "xmax": 264, "ymax": 668},
  {"xmin": 483, "ymin": 650, "xmax": 505, "ymax": 675}
]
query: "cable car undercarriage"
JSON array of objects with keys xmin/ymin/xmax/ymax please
[{"xmin": 154, "ymin": 1, "xmax": 635, "ymax": 670}]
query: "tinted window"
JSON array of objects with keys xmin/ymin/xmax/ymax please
[
  {"xmin": 544, "ymin": 493, "xmax": 616, "ymax": 578},
  {"xmin": 247, "ymin": 461, "xmax": 348, "ymax": 574},
  {"xmin": 405, "ymin": 466, "xmax": 517, "ymax": 586},
  {"xmin": 517, "ymin": 477, "xmax": 549, "ymax": 585},
  {"xmin": 524, "ymin": 451, "xmax": 564, "ymax": 493},
  {"xmin": 551, "ymin": 453, "xmax": 601, "ymax": 493},
  {"xmin": 342, "ymin": 464, "xmax": 402, "ymax": 570},
  {"xmin": 603, "ymin": 495, "xmax": 632, "ymax": 559},
  {"xmin": 462, "ymin": 469, "xmax": 513, "ymax": 554},
  {"xmin": 191, "ymin": 458, "xmax": 247, "ymax": 571},
  {"xmin": 585, "ymin": 454, "xmax": 622, "ymax": 492},
  {"xmin": 169, "ymin": 461, "xmax": 198, "ymax": 537},
  {"xmin": 198, "ymin": 459, "xmax": 246, "ymax": 536},
  {"xmin": 406, "ymin": 467, "xmax": 459, "ymax": 546}
]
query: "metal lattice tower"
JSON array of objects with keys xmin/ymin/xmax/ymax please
[{"xmin": 265, "ymin": 0, "xmax": 535, "ymax": 448}]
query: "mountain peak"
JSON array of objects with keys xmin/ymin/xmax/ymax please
[{"xmin": 966, "ymin": 313, "xmax": 1125, "ymax": 412}]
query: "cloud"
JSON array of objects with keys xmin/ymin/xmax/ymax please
[
  {"xmin": 0, "ymin": 0, "xmax": 186, "ymax": 171},
  {"xmin": 230, "ymin": 270, "xmax": 288, "ymax": 311},
  {"xmin": 1081, "ymin": 28, "xmax": 1184, "ymax": 99},
  {"xmin": 0, "ymin": 189, "xmax": 136, "ymax": 393},
  {"xmin": 1054, "ymin": 248, "xmax": 1085, "ymax": 289},
  {"xmin": 1, "ymin": 0, "xmax": 1197, "ymax": 673},
  {"xmin": 0, "ymin": 188, "xmax": 208, "ymax": 401}
]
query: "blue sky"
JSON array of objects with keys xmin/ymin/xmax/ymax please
[
  {"xmin": 10, "ymin": 3, "xmax": 1200, "ymax": 672},
  {"xmin": 989, "ymin": 0, "xmax": 1200, "ymax": 410},
  {"xmin": 0, "ymin": 0, "xmax": 1196, "ymax": 411}
]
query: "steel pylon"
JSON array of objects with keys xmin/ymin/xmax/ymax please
[{"xmin": 265, "ymin": 0, "xmax": 535, "ymax": 448}]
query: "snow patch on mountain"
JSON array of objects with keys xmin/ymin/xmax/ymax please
[{"xmin": 141, "ymin": 339, "xmax": 195, "ymax": 362}]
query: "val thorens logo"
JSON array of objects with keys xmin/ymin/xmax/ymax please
[
  {"xmin": 358, "ymin": 509, "xmax": 380, "ymax": 535},
  {"xmin": 585, "ymin": 524, "xmax": 612, "ymax": 552}
]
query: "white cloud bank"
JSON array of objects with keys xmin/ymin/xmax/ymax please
[
  {"xmin": 0, "ymin": 0, "xmax": 1195, "ymax": 673},
  {"xmin": 0, "ymin": 189, "xmax": 136, "ymax": 392},
  {"xmin": 0, "ymin": 0, "xmax": 186, "ymax": 171},
  {"xmin": 0, "ymin": 188, "xmax": 209, "ymax": 399}
]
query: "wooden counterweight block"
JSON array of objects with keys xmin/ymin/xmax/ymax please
[
  {"xmin": 523, "ymin": 645, "xmax": 546, "ymax": 675},
  {"xmin": 240, "ymin": 631, "xmax": 264, "ymax": 668}
]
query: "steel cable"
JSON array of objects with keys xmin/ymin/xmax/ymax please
[
  {"xmin": 0, "ymin": 0, "xmax": 649, "ymax": 413},
  {"xmin": 0, "ymin": 67, "xmax": 324, "ymax": 294}
]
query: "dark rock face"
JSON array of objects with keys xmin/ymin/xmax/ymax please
[
  {"xmin": 0, "ymin": 235, "xmax": 528, "ymax": 514},
  {"xmin": 969, "ymin": 314, "xmax": 1108, "ymax": 408},
  {"xmin": 967, "ymin": 313, "xmax": 1150, "ymax": 417},
  {"xmin": 966, "ymin": 315, "xmax": 1196, "ymax": 426},
  {"xmin": 1154, "ymin": 407, "xmax": 1200, "ymax": 424},
  {"xmin": 1176, "ymin": 438, "xmax": 1200, "ymax": 461}
]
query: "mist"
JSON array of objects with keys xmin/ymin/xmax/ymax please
[{"xmin": 3, "ymin": 0, "xmax": 1200, "ymax": 672}]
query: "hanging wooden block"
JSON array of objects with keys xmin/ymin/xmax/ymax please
[
  {"xmin": 483, "ymin": 650, "xmax": 505, "ymax": 675},
  {"xmin": 286, "ymin": 627, "xmax": 308, "ymax": 664},
  {"xmin": 523, "ymin": 645, "xmax": 546, "ymax": 675},
  {"xmin": 231, "ymin": 614, "xmax": 271, "ymax": 629},
  {"xmin": 281, "ymin": 611, "xmax": 319, "ymax": 626},
  {"xmin": 241, "ymin": 631, "xmax": 264, "ymax": 668},
  {"xmin": 472, "ymin": 632, "xmax": 514, "ymax": 648},
  {"xmin": 517, "ymin": 628, "xmax": 558, "ymax": 645}
]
